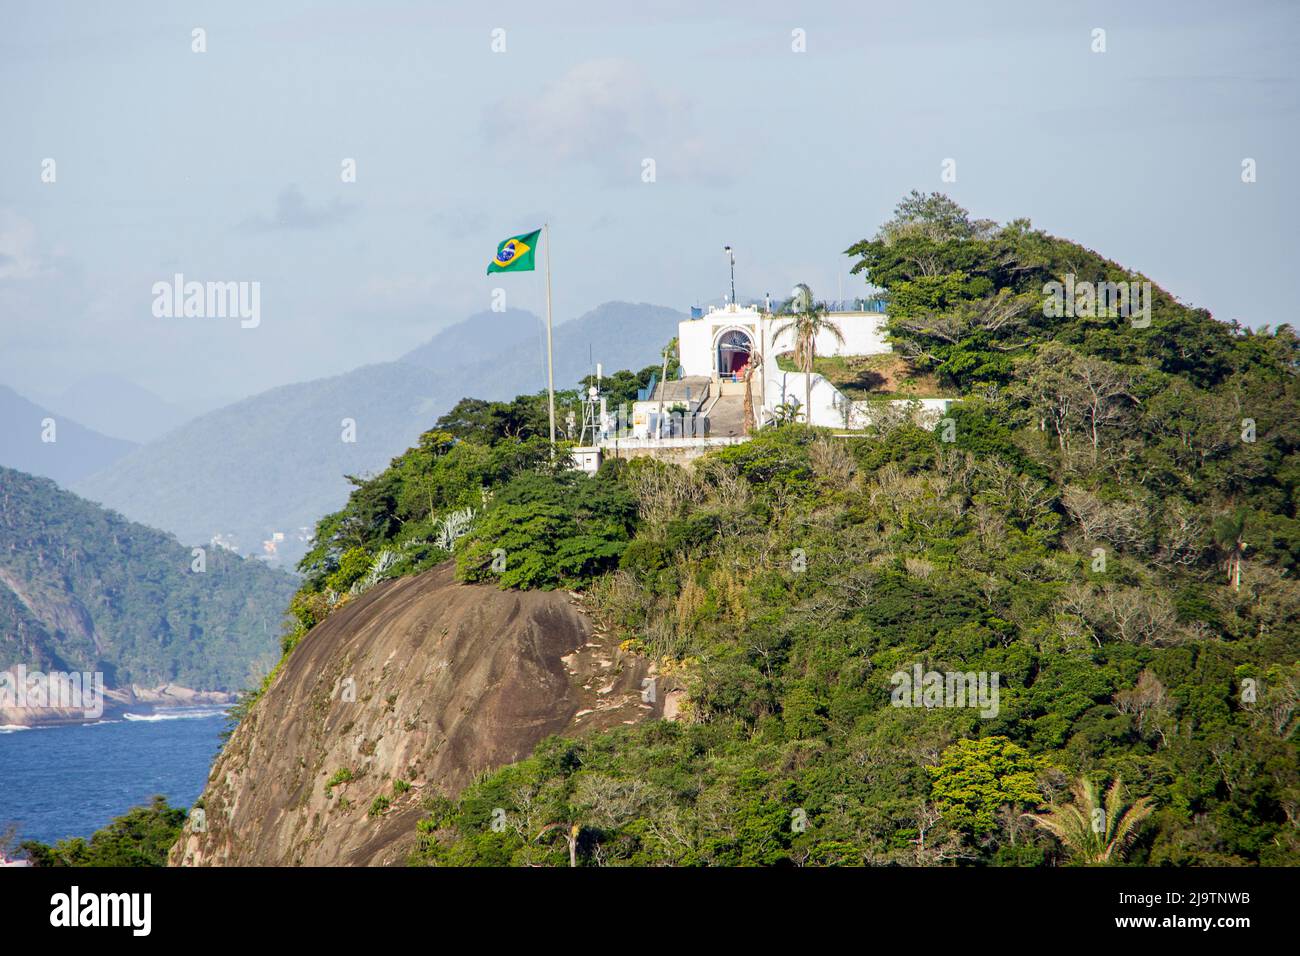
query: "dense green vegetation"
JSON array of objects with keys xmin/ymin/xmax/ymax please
[
  {"xmin": 0, "ymin": 467, "xmax": 296, "ymax": 690},
  {"xmin": 17, "ymin": 796, "xmax": 186, "ymax": 867},
  {"xmin": 278, "ymin": 194, "xmax": 1298, "ymax": 866}
]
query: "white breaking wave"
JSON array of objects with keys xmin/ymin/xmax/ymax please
[{"xmin": 122, "ymin": 708, "xmax": 226, "ymax": 722}]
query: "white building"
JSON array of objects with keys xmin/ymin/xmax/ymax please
[
  {"xmin": 579, "ymin": 301, "xmax": 952, "ymax": 468},
  {"xmin": 646, "ymin": 303, "xmax": 948, "ymax": 433},
  {"xmin": 676, "ymin": 302, "xmax": 892, "ymax": 383}
]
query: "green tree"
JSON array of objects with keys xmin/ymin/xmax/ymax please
[
  {"xmin": 456, "ymin": 471, "xmax": 637, "ymax": 590},
  {"xmin": 873, "ymin": 190, "xmax": 998, "ymax": 245},
  {"xmin": 20, "ymin": 796, "xmax": 187, "ymax": 867},
  {"xmin": 1212, "ymin": 509, "xmax": 1249, "ymax": 592},
  {"xmin": 926, "ymin": 737, "xmax": 1047, "ymax": 834}
]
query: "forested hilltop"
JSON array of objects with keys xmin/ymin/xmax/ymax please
[
  {"xmin": 272, "ymin": 194, "xmax": 1298, "ymax": 866},
  {"xmin": 0, "ymin": 467, "xmax": 296, "ymax": 691}
]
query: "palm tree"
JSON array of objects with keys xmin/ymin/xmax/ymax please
[
  {"xmin": 1212, "ymin": 508, "xmax": 1248, "ymax": 592},
  {"xmin": 741, "ymin": 351, "xmax": 763, "ymax": 435},
  {"xmin": 536, "ymin": 821, "xmax": 581, "ymax": 867},
  {"xmin": 1025, "ymin": 776, "xmax": 1154, "ymax": 865},
  {"xmin": 773, "ymin": 290, "xmax": 844, "ymax": 426}
]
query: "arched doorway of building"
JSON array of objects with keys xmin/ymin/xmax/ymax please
[{"xmin": 716, "ymin": 328, "xmax": 753, "ymax": 380}]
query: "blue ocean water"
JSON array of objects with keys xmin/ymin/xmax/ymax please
[{"xmin": 0, "ymin": 710, "xmax": 225, "ymax": 846}]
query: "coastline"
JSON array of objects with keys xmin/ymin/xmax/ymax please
[{"xmin": 0, "ymin": 684, "xmax": 235, "ymax": 730}]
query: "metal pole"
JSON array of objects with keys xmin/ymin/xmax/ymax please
[
  {"xmin": 544, "ymin": 222, "xmax": 556, "ymax": 449},
  {"xmin": 656, "ymin": 345, "xmax": 669, "ymax": 440}
]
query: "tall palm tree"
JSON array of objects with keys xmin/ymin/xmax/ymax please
[
  {"xmin": 741, "ymin": 350, "xmax": 763, "ymax": 435},
  {"xmin": 773, "ymin": 290, "xmax": 844, "ymax": 426},
  {"xmin": 1025, "ymin": 776, "xmax": 1154, "ymax": 865},
  {"xmin": 1212, "ymin": 508, "xmax": 1248, "ymax": 592},
  {"xmin": 536, "ymin": 821, "xmax": 581, "ymax": 867}
]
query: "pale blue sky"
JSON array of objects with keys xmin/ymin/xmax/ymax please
[{"xmin": 1, "ymin": 0, "xmax": 1296, "ymax": 407}]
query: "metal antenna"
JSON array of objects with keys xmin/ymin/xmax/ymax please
[
  {"xmin": 579, "ymin": 362, "xmax": 603, "ymax": 446},
  {"xmin": 724, "ymin": 245, "xmax": 736, "ymax": 306}
]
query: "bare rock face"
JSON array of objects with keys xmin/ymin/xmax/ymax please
[{"xmin": 170, "ymin": 562, "xmax": 656, "ymax": 866}]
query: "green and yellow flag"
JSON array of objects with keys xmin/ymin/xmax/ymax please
[{"xmin": 486, "ymin": 228, "xmax": 541, "ymax": 274}]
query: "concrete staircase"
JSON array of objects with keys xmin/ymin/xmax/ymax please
[{"xmin": 703, "ymin": 394, "xmax": 748, "ymax": 437}]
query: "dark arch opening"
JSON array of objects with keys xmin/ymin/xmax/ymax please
[{"xmin": 717, "ymin": 329, "xmax": 753, "ymax": 378}]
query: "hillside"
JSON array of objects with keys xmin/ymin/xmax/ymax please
[
  {"xmin": 0, "ymin": 466, "xmax": 296, "ymax": 695},
  {"xmin": 175, "ymin": 195, "xmax": 1299, "ymax": 867},
  {"xmin": 0, "ymin": 385, "xmax": 137, "ymax": 485},
  {"xmin": 171, "ymin": 562, "xmax": 658, "ymax": 866},
  {"xmin": 74, "ymin": 303, "xmax": 684, "ymax": 567}
]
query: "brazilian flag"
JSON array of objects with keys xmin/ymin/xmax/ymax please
[{"xmin": 486, "ymin": 228, "xmax": 541, "ymax": 274}]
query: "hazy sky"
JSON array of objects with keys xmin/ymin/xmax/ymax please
[{"xmin": 2, "ymin": 0, "xmax": 1296, "ymax": 409}]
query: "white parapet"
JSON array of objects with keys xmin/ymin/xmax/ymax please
[
  {"xmin": 764, "ymin": 368, "xmax": 952, "ymax": 430},
  {"xmin": 599, "ymin": 436, "xmax": 748, "ymax": 451}
]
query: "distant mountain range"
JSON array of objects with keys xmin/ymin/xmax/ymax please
[
  {"xmin": 0, "ymin": 466, "xmax": 296, "ymax": 694},
  {"xmin": 39, "ymin": 374, "xmax": 216, "ymax": 444},
  {"xmin": 0, "ymin": 385, "xmax": 138, "ymax": 485},
  {"xmin": 65, "ymin": 302, "xmax": 684, "ymax": 567}
]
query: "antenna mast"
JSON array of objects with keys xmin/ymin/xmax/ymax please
[
  {"xmin": 724, "ymin": 245, "xmax": 736, "ymax": 307},
  {"xmin": 579, "ymin": 362, "xmax": 603, "ymax": 446}
]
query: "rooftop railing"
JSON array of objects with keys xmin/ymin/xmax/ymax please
[
  {"xmin": 636, "ymin": 372, "xmax": 658, "ymax": 402},
  {"xmin": 692, "ymin": 298, "xmax": 890, "ymax": 317}
]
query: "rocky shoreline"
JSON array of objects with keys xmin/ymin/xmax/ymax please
[{"xmin": 0, "ymin": 683, "xmax": 235, "ymax": 729}]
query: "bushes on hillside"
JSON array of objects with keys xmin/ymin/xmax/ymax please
[
  {"xmin": 456, "ymin": 471, "xmax": 637, "ymax": 590},
  {"xmin": 20, "ymin": 796, "xmax": 186, "ymax": 867},
  {"xmin": 268, "ymin": 194, "xmax": 1300, "ymax": 867}
]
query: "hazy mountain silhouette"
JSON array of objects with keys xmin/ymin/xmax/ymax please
[
  {"xmin": 0, "ymin": 385, "xmax": 138, "ymax": 485},
  {"xmin": 399, "ymin": 308, "xmax": 544, "ymax": 370},
  {"xmin": 42, "ymin": 374, "xmax": 208, "ymax": 444},
  {"xmin": 401, "ymin": 301, "xmax": 685, "ymax": 393}
]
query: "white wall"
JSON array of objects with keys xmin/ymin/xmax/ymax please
[
  {"xmin": 763, "ymin": 370, "xmax": 951, "ymax": 430},
  {"xmin": 678, "ymin": 309, "xmax": 891, "ymax": 380},
  {"xmin": 764, "ymin": 370, "xmax": 852, "ymax": 428},
  {"xmin": 765, "ymin": 311, "xmax": 891, "ymax": 359},
  {"xmin": 678, "ymin": 319, "xmax": 718, "ymax": 377}
]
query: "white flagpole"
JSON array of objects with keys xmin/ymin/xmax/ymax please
[{"xmin": 544, "ymin": 222, "xmax": 556, "ymax": 449}]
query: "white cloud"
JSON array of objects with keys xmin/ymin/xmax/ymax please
[
  {"xmin": 239, "ymin": 186, "xmax": 357, "ymax": 233},
  {"xmin": 0, "ymin": 211, "xmax": 57, "ymax": 280},
  {"xmin": 482, "ymin": 58, "xmax": 732, "ymax": 186}
]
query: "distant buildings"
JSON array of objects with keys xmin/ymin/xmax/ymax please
[{"xmin": 210, "ymin": 532, "xmax": 240, "ymax": 553}]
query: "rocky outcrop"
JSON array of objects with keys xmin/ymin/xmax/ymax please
[
  {"xmin": 0, "ymin": 671, "xmax": 234, "ymax": 728},
  {"xmin": 170, "ymin": 562, "xmax": 659, "ymax": 866}
]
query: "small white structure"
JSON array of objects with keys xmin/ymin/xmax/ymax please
[{"xmin": 570, "ymin": 446, "xmax": 603, "ymax": 474}]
